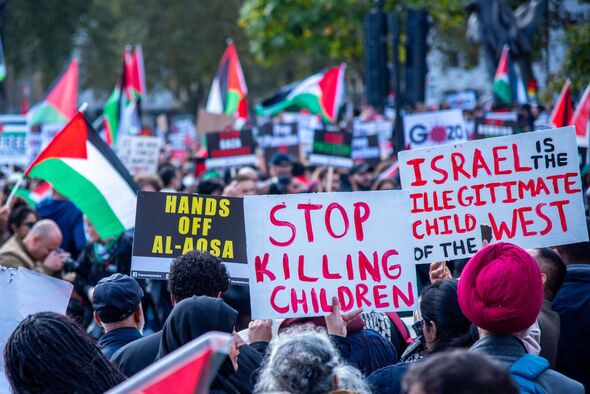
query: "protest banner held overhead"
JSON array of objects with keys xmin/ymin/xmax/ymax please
[
  {"xmin": 309, "ymin": 128, "xmax": 353, "ymax": 168},
  {"xmin": 205, "ymin": 128, "xmax": 256, "ymax": 169},
  {"xmin": 257, "ymin": 122, "xmax": 300, "ymax": 164},
  {"xmin": 131, "ymin": 191, "xmax": 248, "ymax": 282},
  {"xmin": 473, "ymin": 112, "xmax": 519, "ymax": 139},
  {"xmin": 244, "ymin": 191, "xmax": 417, "ymax": 319},
  {"xmin": 403, "ymin": 109, "xmax": 467, "ymax": 149},
  {"xmin": 0, "ymin": 115, "xmax": 29, "ymax": 166},
  {"xmin": 352, "ymin": 119, "xmax": 394, "ymax": 159},
  {"xmin": 399, "ymin": 126, "xmax": 588, "ymax": 263},
  {"xmin": 281, "ymin": 112, "xmax": 321, "ymax": 152},
  {"xmin": 116, "ymin": 135, "xmax": 161, "ymax": 175}
]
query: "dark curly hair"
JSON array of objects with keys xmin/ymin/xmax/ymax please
[
  {"xmin": 4, "ymin": 312, "xmax": 126, "ymax": 394},
  {"xmin": 168, "ymin": 250, "xmax": 230, "ymax": 302},
  {"xmin": 7, "ymin": 205, "xmax": 39, "ymax": 235}
]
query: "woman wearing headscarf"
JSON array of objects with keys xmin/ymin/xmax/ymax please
[{"xmin": 157, "ymin": 296, "xmax": 243, "ymax": 394}]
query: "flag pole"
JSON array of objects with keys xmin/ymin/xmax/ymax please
[
  {"xmin": 4, "ymin": 175, "xmax": 24, "ymax": 208},
  {"xmin": 78, "ymin": 102, "xmax": 88, "ymax": 113}
]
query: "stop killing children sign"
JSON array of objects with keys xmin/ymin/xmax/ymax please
[{"xmin": 399, "ymin": 126, "xmax": 588, "ymax": 263}]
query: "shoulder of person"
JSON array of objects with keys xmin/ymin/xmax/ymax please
[{"xmin": 537, "ymin": 368, "xmax": 585, "ymax": 394}]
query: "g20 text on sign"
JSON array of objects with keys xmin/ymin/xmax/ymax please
[
  {"xmin": 399, "ymin": 127, "xmax": 588, "ymax": 263},
  {"xmin": 131, "ymin": 192, "xmax": 248, "ymax": 283},
  {"xmin": 403, "ymin": 109, "xmax": 467, "ymax": 149},
  {"xmin": 244, "ymin": 191, "xmax": 417, "ymax": 319}
]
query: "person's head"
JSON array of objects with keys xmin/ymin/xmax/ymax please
[
  {"xmin": 159, "ymin": 165, "xmax": 180, "ymax": 190},
  {"xmin": 255, "ymin": 327, "xmax": 370, "ymax": 394},
  {"xmin": 196, "ymin": 178, "xmax": 225, "ymax": 195},
  {"xmin": 349, "ymin": 163, "xmax": 373, "ymax": 190},
  {"xmin": 232, "ymin": 175, "xmax": 257, "ymax": 197},
  {"xmin": 8, "ymin": 205, "xmax": 39, "ymax": 239},
  {"xmin": 401, "ymin": 350, "xmax": 518, "ymax": 394},
  {"xmin": 158, "ymin": 296, "xmax": 240, "ymax": 373},
  {"xmin": 529, "ymin": 248, "xmax": 567, "ymax": 301},
  {"xmin": 458, "ymin": 243, "xmax": 543, "ymax": 336},
  {"xmin": 237, "ymin": 166, "xmax": 259, "ymax": 181},
  {"xmin": 4, "ymin": 312, "xmax": 125, "ymax": 394},
  {"xmin": 83, "ymin": 216, "xmax": 101, "ymax": 243},
  {"xmin": 420, "ymin": 279, "xmax": 473, "ymax": 353},
  {"xmin": 22, "ymin": 219, "xmax": 62, "ymax": 261},
  {"xmin": 372, "ymin": 178, "xmax": 396, "ymax": 191},
  {"xmin": 168, "ymin": 250, "xmax": 230, "ymax": 304},
  {"xmin": 92, "ymin": 273, "xmax": 144, "ymax": 334},
  {"xmin": 286, "ymin": 176, "xmax": 307, "ymax": 194},
  {"xmin": 135, "ymin": 173, "xmax": 163, "ymax": 192},
  {"xmin": 314, "ymin": 167, "xmax": 340, "ymax": 192},
  {"xmin": 555, "ymin": 219, "xmax": 590, "ymax": 263},
  {"xmin": 269, "ymin": 153, "xmax": 293, "ymax": 177}
]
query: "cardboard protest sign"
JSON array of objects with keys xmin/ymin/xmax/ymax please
[
  {"xmin": 169, "ymin": 115, "xmax": 196, "ymax": 162},
  {"xmin": 258, "ymin": 122, "xmax": 300, "ymax": 164},
  {"xmin": 131, "ymin": 191, "xmax": 249, "ymax": 283},
  {"xmin": 244, "ymin": 191, "xmax": 417, "ymax": 319},
  {"xmin": 0, "ymin": 267, "xmax": 72, "ymax": 388},
  {"xmin": 403, "ymin": 109, "xmax": 467, "ymax": 149},
  {"xmin": 117, "ymin": 136, "xmax": 161, "ymax": 175},
  {"xmin": 0, "ymin": 115, "xmax": 29, "ymax": 166},
  {"xmin": 353, "ymin": 119, "xmax": 394, "ymax": 159},
  {"xmin": 473, "ymin": 112, "xmax": 519, "ymax": 139},
  {"xmin": 205, "ymin": 129, "xmax": 256, "ymax": 169},
  {"xmin": 352, "ymin": 133, "xmax": 380, "ymax": 167},
  {"xmin": 399, "ymin": 127, "xmax": 588, "ymax": 263},
  {"xmin": 196, "ymin": 109, "xmax": 234, "ymax": 135},
  {"xmin": 309, "ymin": 128, "xmax": 353, "ymax": 168}
]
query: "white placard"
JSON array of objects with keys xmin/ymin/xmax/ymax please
[
  {"xmin": 244, "ymin": 191, "xmax": 418, "ymax": 319},
  {"xmin": 399, "ymin": 126, "xmax": 588, "ymax": 263},
  {"xmin": 0, "ymin": 115, "xmax": 29, "ymax": 166},
  {"xmin": 117, "ymin": 135, "xmax": 162, "ymax": 175},
  {"xmin": 404, "ymin": 109, "xmax": 467, "ymax": 149}
]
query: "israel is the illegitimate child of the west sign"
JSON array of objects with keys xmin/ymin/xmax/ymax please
[
  {"xmin": 244, "ymin": 191, "xmax": 417, "ymax": 320},
  {"xmin": 399, "ymin": 126, "xmax": 588, "ymax": 264}
]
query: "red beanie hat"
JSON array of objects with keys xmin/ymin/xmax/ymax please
[{"xmin": 457, "ymin": 242, "xmax": 543, "ymax": 334}]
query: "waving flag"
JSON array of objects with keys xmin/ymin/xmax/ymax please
[
  {"xmin": 106, "ymin": 332, "xmax": 231, "ymax": 394},
  {"xmin": 26, "ymin": 112, "xmax": 137, "ymax": 239},
  {"xmin": 549, "ymin": 79, "xmax": 573, "ymax": 128},
  {"xmin": 28, "ymin": 59, "xmax": 78, "ymax": 126},
  {"xmin": 103, "ymin": 45, "xmax": 145, "ymax": 146},
  {"xmin": 256, "ymin": 64, "xmax": 346, "ymax": 123},
  {"xmin": 492, "ymin": 46, "xmax": 511, "ymax": 105},
  {"xmin": 206, "ymin": 40, "xmax": 248, "ymax": 123},
  {"xmin": 572, "ymin": 83, "xmax": 590, "ymax": 148}
]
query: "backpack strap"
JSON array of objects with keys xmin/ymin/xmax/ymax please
[{"xmin": 510, "ymin": 354, "xmax": 549, "ymax": 394}]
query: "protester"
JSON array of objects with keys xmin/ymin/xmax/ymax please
[
  {"xmin": 459, "ymin": 242, "xmax": 584, "ymax": 393},
  {"xmin": 157, "ymin": 296, "xmax": 242, "ymax": 394},
  {"xmin": 3, "ymin": 312, "xmax": 126, "ymax": 394},
  {"xmin": 37, "ymin": 190, "xmax": 86, "ymax": 259},
  {"xmin": 159, "ymin": 164, "xmax": 181, "ymax": 192},
  {"xmin": 345, "ymin": 163, "xmax": 373, "ymax": 192},
  {"xmin": 254, "ymin": 326, "xmax": 370, "ymax": 394},
  {"xmin": 553, "ymin": 235, "xmax": 590, "ymax": 391},
  {"xmin": 111, "ymin": 250, "xmax": 265, "ymax": 394},
  {"xmin": 196, "ymin": 177, "xmax": 226, "ymax": 195},
  {"xmin": 134, "ymin": 173, "xmax": 163, "ymax": 192},
  {"xmin": 223, "ymin": 174, "xmax": 257, "ymax": 197},
  {"xmin": 312, "ymin": 166, "xmax": 340, "ymax": 192},
  {"xmin": 92, "ymin": 273, "xmax": 144, "ymax": 358},
  {"xmin": 268, "ymin": 152, "xmax": 293, "ymax": 178},
  {"xmin": 0, "ymin": 219, "xmax": 66, "ymax": 275},
  {"xmin": 368, "ymin": 279, "xmax": 474, "ymax": 394},
  {"xmin": 6, "ymin": 205, "xmax": 39, "ymax": 241},
  {"xmin": 401, "ymin": 350, "xmax": 518, "ymax": 394},
  {"xmin": 529, "ymin": 247, "xmax": 566, "ymax": 368}
]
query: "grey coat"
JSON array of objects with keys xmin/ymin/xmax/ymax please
[{"xmin": 470, "ymin": 334, "xmax": 583, "ymax": 394}]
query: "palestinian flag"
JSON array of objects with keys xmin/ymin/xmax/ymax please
[
  {"xmin": 256, "ymin": 64, "xmax": 346, "ymax": 123},
  {"xmin": 206, "ymin": 40, "xmax": 248, "ymax": 122},
  {"xmin": 549, "ymin": 79, "xmax": 573, "ymax": 128},
  {"xmin": 107, "ymin": 332, "xmax": 231, "ymax": 394},
  {"xmin": 15, "ymin": 181, "xmax": 51, "ymax": 207},
  {"xmin": 103, "ymin": 46, "xmax": 145, "ymax": 146},
  {"xmin": 25, "ymin": 112, "xmax": 137, "ymax": 239},
  {"xmin": 572, "ymin": 83, "xmax": 590, "ymax": 148},
  {"xmin": 28, "ymin": 59, "xmax": 78, "ymax": 127},
  {"xmin": 492, "ymin": 46, "xmax": 511, "ymax": 105}
]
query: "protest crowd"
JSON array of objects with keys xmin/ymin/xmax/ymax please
[{"xmin": 1, "ymin": 15, "xmax": 590, "ymax": 394}]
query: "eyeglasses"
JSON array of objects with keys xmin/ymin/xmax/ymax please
[{"xmin": 23, "ymin": 222, "xmax": 36, "ymax": 229}]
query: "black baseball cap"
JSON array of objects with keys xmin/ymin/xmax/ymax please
[
  {"xmin": 350, "ymin": 163, "xmax": 372, "ymax": 175},
  {"xmin": 270, "ymin": 152, "xmax": 293, "ymax": 166},
  {"xmin": 92, "ymin": 273, "xmax": 143, "ymax": 323}
]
